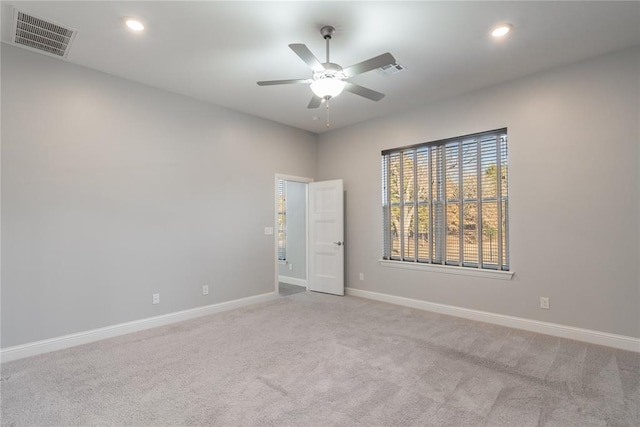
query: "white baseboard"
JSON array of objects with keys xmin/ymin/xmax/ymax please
[
  {"xmin": 1, "ymin": 292, "xmax": 278, "ymax": 363},
  {"xmin": 346, "ymin": 288, "xmax": 640, "ymax": 353},
  {"xmin": 278, "ymin": 276, "xmax": 307, "ymax": 288}
]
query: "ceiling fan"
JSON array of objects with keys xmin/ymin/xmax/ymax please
[{"xmin": 257, "ymin": 26, "xmax": 397, "ymax": 109}]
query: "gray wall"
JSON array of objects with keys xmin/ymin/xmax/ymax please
[
  {"xmin": 317, "ymin": 47, "xmax": 640, "ymax": 338},
  {"xmin": 1, "ymin": 45, "xmax": 317, "ymax": 348},
  {"xmin": 2, "ymin": 42, "xmax": 638, "ymax": 349},
  {"xmin": 278, "ymin": 181, "xmax": 306, "ymax": 281}
]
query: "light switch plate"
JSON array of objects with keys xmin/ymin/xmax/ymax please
[{"xmin": 264, "ymin": 227, "xmax": 274, "ymax": 235}]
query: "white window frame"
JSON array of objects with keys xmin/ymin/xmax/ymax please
[{"xmin": 381, "ymin": 128, "xmax": 512, "ymax": 279}]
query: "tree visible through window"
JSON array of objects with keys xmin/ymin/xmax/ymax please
[
  {"xmin": 382, "ymin": 129, "xmax": 509, "ymax": 270},
  {"xmin": 277, "ymin": 179, "xmax": 286, "ymax": 261}
]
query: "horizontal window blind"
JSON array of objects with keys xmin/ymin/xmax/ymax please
[
  {"xmin": 382, "ymin": 128, "xmax": 509, "ymax": 271},
  {"xmin": 277, "ymin": 179, "xmax": 286, "ymax": 261}
]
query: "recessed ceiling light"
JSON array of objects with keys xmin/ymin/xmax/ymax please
[
  {"xmin": 491, "ymin": 23, "xmax": 512, "ymax": 38},
  {"xmin": 125, "ymin": 19, "xmax": 144, "ymax": 32}
]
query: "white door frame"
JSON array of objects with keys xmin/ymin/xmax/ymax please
[{"xmin": 274, "ymin": 174, "xmax": 313, "ymax": 294}]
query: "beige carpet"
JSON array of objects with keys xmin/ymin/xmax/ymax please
[{"xmin": 1, "ymin": 292, "xmax": 638, "ymax": 426}]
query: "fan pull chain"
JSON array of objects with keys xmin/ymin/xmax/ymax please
[{"xmin": 325, "ymin": 98, "xmax": 331, "ymax": 128}]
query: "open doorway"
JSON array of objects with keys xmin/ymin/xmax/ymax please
[{"xmin": 274, "ymin": 174, "xmax": 312, "ymax": 296}]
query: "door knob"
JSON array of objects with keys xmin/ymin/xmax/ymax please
[{"xmin": 333, "ymin": 241, "xmax": 343, "ymax": 246}]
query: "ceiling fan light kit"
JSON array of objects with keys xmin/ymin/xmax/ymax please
[
  {"xmin": 310, "ymin": 77, "xmax": 345, "ymax": 98},
  {"xmin": 257, "ymin": 25, "xmax": 398, "ymax": 126}
]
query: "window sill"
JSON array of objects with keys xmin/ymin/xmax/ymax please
[{"xmin": 378, "ymin": 259, "xmax": 514, "ymax": 280}]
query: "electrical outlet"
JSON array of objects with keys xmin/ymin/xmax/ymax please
[
  {"xmin": 359, "ymin": 273, "xmax": 364, "ymax": 281},
  {"xmin": 152, "ymin": 293, "xmax": 160, "ymax": 305},
  {"xmin": 288, "ymin": 263, "xmax": 293, "ymax": 271},
  {"xmin": 202, "ymin": 285, "xmax": 209, "ymax": 295},
  {"xmin": 540, "ymin": 297, "xmax": 550, "ymax": 310}
]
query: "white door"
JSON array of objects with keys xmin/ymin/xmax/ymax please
[{"xmin": 308, "ymin": 179, "xmax": 344, "ymax": 296}]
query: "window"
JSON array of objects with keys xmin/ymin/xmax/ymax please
[
  {"xmin": 382, "ymin": 128, "xmax": 509, "ymax": 271},
  {"xmin": 277, "ymin": 179, "xmax": 286, "ymax": 261}
]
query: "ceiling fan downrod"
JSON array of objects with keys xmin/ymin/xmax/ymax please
[{"xmin": 321, "ymin": 26, "xmax": 335, "ymax": 63}]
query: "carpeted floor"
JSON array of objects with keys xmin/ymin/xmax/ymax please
[{"xmin": 1, "ymin": 292, "xmax": 638, "ymax": 426}]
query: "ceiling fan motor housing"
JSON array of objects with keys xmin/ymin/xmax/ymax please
[{"xmin": 314, "ymin": 63, "xmax": 345, "ymax": 81}]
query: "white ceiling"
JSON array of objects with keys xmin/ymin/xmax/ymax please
[{"xmin": 2, "ymin": 1, "xmax": 639, "ymax": 134}]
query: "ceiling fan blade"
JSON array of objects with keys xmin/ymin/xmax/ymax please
[
  {"xmin": 344, "ymin": 82, "xmax": 385, "ymax": 101},
  {"xmin": 307, "ymin": 95, "xmax": 323, "ymax": 109},
  {"xmin": 343, "ymin": 52, "xmax": 396, "ymax": 77},
  {"xmin": 257, "ymin": 79, "xmax": 310, "ymax": 86},
  {"xmin": 289, "ymin": 44, "xmax": 325, "ymax": 72}
]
